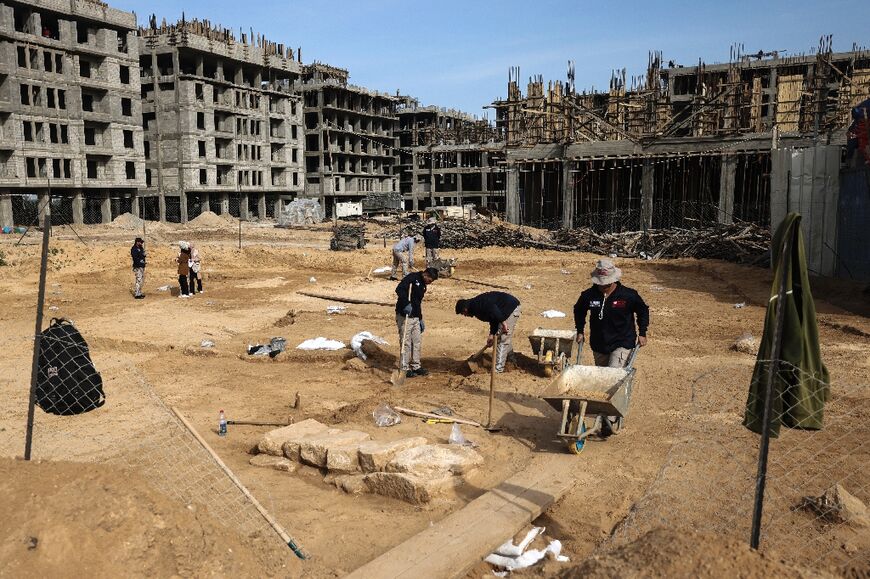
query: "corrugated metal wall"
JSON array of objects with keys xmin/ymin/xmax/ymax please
[
  {"xmin": 836, "ymin": 166, "xmax": 870, "ymax": 281},
  {"xmin": 770, "ymin": 145, "xmax": 841, "ymax": 277}
]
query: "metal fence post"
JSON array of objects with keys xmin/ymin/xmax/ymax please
[
  {"xmin": 24, "ymin": 194, "xmax": 51, "ymax": 460},
  {"xmin": 750, "ymin": 231, "xmax": 791, "ymax": 549}
]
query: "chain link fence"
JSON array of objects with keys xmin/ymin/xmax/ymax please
[
  {"xmin": 607, "ymin": 360, "xmax": 867, "ymax": 575},
  {"xmin": 0, "ymin": 196, "xmax": 307, "ymax": 561}
]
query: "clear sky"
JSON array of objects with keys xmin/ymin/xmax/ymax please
[{"xmin": 113, "ymin": 0, "xmax": 865, "ymax": 119}]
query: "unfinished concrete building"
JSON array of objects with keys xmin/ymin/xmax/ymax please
[
  {"xmin": 0, "ymin": 0, "xmax": 145, "ymax": 228},
  {"xmin": 491, "ymin": 42, "xmax": 870, "ymax": 255},
  {"xmin": 394, "ymin": 96, "xmax": 505, "ymax": 210},
  {"xmin": 139, "ymin": 17, "xmax": 303, "ymax": 223},
  {"xmin": 298, "ymin": 63, "xmax": 398, "ymax": 216}
]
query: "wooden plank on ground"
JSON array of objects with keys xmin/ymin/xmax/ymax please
[{"xmin": 346, "ymin": 454, "xmax": 580, "ymax": 579}]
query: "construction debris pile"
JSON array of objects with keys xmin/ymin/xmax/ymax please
[
  {"xmin": 330, "ymin": 224, "xmax": 366, "ymax": 251},
  {"xmin": 550, "ymin": 222, "xmax": 771, "ymax": 263},
  {"xmin": 392, "ymin": 218, "xmax": 770, "ymax": 264}
]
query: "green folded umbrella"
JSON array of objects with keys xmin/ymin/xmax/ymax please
[{"xmin": 743, "ymin": 213, "xmax": 830, "ymax": 436}]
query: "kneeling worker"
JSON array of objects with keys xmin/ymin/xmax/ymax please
[
  {"xmin": 573, "ymin": 258, "xmax": 649, "ymax": 368},
  {"xmin": 455, "ymin": 291, "xmax": 521, "ymax": 373},
  {"xmin": 395, "ymin": 267, "xmax": 439, "ymax": 378}
]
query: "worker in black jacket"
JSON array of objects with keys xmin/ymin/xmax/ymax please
[
  {"xmin": 574, "ymin": 258, "xmax": 649, "ymax": 368},
  {"xmin": 455, "ymin": 291, "xmax": 521, "ymax": 373},
  {"xmin": 422, "ymin": 217, "xmax": 441, "ymax": 265},
  {"xmin": 395, "ymin": 267, "xmax": 439, "ymax": 378},
  {"xmin": 130, "ymin": 237, "xmax": 146, "ymax": 299}
]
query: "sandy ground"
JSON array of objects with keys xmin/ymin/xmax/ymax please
[{"xmin": 0, "ymin": 220, "xmax": 867, "ymax": 578}]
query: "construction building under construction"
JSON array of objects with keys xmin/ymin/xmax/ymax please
[
  {"xmin": 138, "ymin": 17, "xmax": 304, "ymax": 223},
  {"xmin": 395, "ymin": 96, "xmax": 505, "ymax": 210},
  {"xmin": 484, "ymin": 41, "xmax": 870, "ymax": 277},
  {"xmin": 298, "ymin": 63, "xmax": 399, "ymax": 216},
  {"xmin": 0, "ymin": 0, "xmax": 144, "ymax": 227}
]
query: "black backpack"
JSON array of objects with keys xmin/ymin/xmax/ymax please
[{"xmin": 36, "ymin": 318, "xmax": 105, "ymax": 415}]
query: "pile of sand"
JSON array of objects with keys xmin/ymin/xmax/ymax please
[
  {"xmin": 555, "ymin": 528, "xmax": 817, "ymax": 578},
  {"xmin": 188, "ymin": 211, "xmax": 236, "ymax": 229},
  {"xmin": 0, "ymin": 458, "xmax": 294, "ymax": 577},
  {"xmin": 109, "ymin": 213, "xmax": 144, "ymax": 230}
]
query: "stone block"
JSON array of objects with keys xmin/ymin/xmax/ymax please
[
  {"xmin": 299, "ymin": 429, "xmax": 370, "ymax": 468},
  {"xmin": 326, "ymin": 443, "xmax": 363, "ymax": 473},
  {"xmin": 332, "ymin": 474, "xmax": 367, "ymax": 495},
  {"xmin": 358, "ymin": 437, "xmax": 429, "ymax": 473},
  {"xmin": 257, "ymin": 418, "xmax": 329, "ymax": 456},
  {"xmin": 249, "ymin": 454, "xmax": 296, "ymax": 473},
  {"xmin": 387, "ymin": 444, "xmax": 483, "ymax": 477},
  {"xmin": 363, "ymin": 472, "xmax": 455, "ymax": 505}
]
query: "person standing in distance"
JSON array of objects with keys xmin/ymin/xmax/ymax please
[
  {"xmin": 574, "ymin": 258, "xmax": 649, "ymax": 368},
  {"xmin": 131, "ymin": 237, "xmax": 146, "ymax": 299},
  {"xmin": 422, "ymin": 217, "xmax": 441, "ymax": 266}
]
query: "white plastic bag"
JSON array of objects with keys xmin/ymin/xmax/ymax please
[{"xmin": 373, "ymin": 403, "xmax": 401, "ymax": 427}]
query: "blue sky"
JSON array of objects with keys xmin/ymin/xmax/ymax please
[{"xmin": 114, "ymin": 0, "xmax": 864, "ymax": 119}]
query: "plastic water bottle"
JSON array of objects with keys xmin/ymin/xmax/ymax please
[{"xmin": 218, "ymin": 409, "xmax": 227, "ymax": 437}]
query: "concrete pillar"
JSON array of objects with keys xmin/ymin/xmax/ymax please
[
  {"xmin": 240, "ymin": 192, "xmax": 249, "ymax": 220},
  {"xmin": 561, "ymin": 160, "xmax": 573, "ymax": 230},
  {"xmin": 257, "ymin": 192, "xmax": 266, "ymax": 219},
  {"xmin": 641, "ymin": 159, "xmax": 654, "ymax": 230},
  {"xmin": 158, "ymin": 192, "xmax": 166, "ymax": 222},
  {"xmin": 220, "ymin": 193, "xmax": 230, "ymax": 215},
  {"xmin": 71, "ymin": 191, "xmax": 84, "ymax": 224},
  {"xmin": 179, "ymin": 192, "xmax": 188, "ymax": 224},
  {"xmin": 718, "ymin": 154, "xmax": 736, "ymax": 224},
  {"xmin": 100, "ymin": 191, "xmax": 112, "ymax": 224},
  {"xmin": 505, "ymin": 165, "xmax": 520, "ymax": 224},
  {"xmin": 273, "ymin": 197, "xmax": 283, "ymax": 218},
  {"xmin": 201, "ymin": 193, "xmax": 210, "ymax": 214},
  {"xmin": 0, "ymin": 194, "xmax": 13, "ymax": 228},
  {"xmin": 131, "ymin": 193, "xmax": 140, "ymax": 218}
]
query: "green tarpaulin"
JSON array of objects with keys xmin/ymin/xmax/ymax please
[{"xmin": 743, "ymin": 213, "xmax": 830, "ymax": 436}]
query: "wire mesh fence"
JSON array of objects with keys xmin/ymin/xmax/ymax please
[
  {"xmin": 608, "ymin": 360, "xmax": 869, "ymax": 576},
  {"xmin": 1, "ymin": 195, "xmax": 304, "ymax": 559}
]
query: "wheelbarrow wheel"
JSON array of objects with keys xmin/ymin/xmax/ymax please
[{"xmin": 566, "ymin": 414, "xmax": 587, "ymax": 455}]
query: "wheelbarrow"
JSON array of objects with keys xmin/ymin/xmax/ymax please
[
  {"xmin": 528, "ymin": 328, "xmax": 577, "ymax": 377},
  {"xmin": 540, "ymin": 345, "xmax": 639, "ymax": 454}
]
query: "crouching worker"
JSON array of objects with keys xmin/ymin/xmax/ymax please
[
  {"xmin": 455, "ymin": 292, "xmax": 521, "ymax": 373},
  {"xmin": 395, "ymin": 267, "xmax": 439, "ymax": 378}
]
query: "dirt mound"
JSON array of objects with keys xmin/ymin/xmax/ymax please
[
  {"xmin": 554, "ymin": 528, "xmax": 820, "ymax": 579},
  {"xmin": 109, "ymin": 212, "xmax": 144, "ymax": 230},
  {"xmin": 188, "ymin": 211, "xmax": 235, "ymax": 229},
  {"xmin": 0, "ymin": 458, "xmax": 295, "ymax": 578}
]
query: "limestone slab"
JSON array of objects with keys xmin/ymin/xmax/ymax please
[
  {"xmin": 326, "ymin": 443, "xmax": 363, "ymax": 473},
  {"xmin": 257, "ymin": 418, "xmax": 329, "ymax": 456},
  {"xmin": 387, "ymin": 444, "xmax": 483, "ymax": 477},
  {"xmin": 299, "ymin": 429, "xmax": 370, "ymax": 468},
  {"xmin": 363, "ymin": 471, "xmax": 455, "ymax": 505},
  {"xmin": 358, "ymin": 437, "xmax": 429, "ymax": 473}
]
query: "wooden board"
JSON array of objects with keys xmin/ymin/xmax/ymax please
[{"xmin": 345, "ymin": 454, "xmax": 580, "ymax": 579}]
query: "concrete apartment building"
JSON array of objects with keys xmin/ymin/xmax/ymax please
[
  {"xmin": 298, "ymin": 63, "xmax": 399, "ymax": 215},
  {"xmin": 138, "ymin": 18, "xmax": 304, "ymax": 223},
  {"xmin": 395, "ymin": 97, "xmax": 505, "ymax": 211},
  {"xmin": 0, "ymin": 0, "xmax": 145, "ymax": 227}
]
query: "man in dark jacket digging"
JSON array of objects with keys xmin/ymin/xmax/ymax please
[
  {"xmin": 395, "ymin": 267, "xmax": 439, "ymax": 378},
  {"xmin": 455, "ymin": 291, "xmax": 521, "ymax": 373}
]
